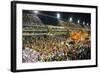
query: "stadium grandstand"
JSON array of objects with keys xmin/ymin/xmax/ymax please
[{"xmin": 22, "ymin": 10, "xmax": 91, "ymax": 63}]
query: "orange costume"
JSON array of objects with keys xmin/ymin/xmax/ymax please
[{"xmin": 70, "ymin": 31, "xmax": 81, "ymax": 42}]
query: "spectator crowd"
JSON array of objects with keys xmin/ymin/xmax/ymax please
[{"xmin": 22, "ymin": 35, "xmax": 91, "ymax": 63}]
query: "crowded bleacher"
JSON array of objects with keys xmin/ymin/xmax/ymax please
[{"xmin": 22, "ymin": 10, "xmax": 91, "ymax": 63}]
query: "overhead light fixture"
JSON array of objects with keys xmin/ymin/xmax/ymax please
[
  {"xmin": 77, "ymin": 20, "xmax": 80, "ymax": 24},
  {"xmin": 83, "ymin": 21, "xmax": 85, "ymax": 25},
  {"xmin": 69, "ymin": 17, "xmax": 72, "ymax": 22},
  {"xmin": 57, "ymin": 13, "xmax": 60, "ymax": 19},
  {"xmin": 34, "ymin": 10, "xmax": 39, "ymax": 14},
  {"xmin": 87, "ymin": 23, "xmax": 89, "ymax": 26}
]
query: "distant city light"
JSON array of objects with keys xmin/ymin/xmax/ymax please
[
  {"xmin": 69, "ymin": 17, "xmax": 73, "ymax": 22},
  {"xmin": 83, "ymin": 21, "xmax": 85, "ymax": 25},
  {"xmin": 77, "ymin": 20, "xmax": 80, "ymax": 24},
  {"xmin": 57, "ymin": 13, "xmax": 60, "ymax": 19},
  {"xmin": 34, "ymin": 10, "xmax": 39, "ymax": 14}
]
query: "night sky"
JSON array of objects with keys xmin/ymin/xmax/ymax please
[{"xmin": 23, "ymin": 10, "xmax": 91, "ymax": 26}]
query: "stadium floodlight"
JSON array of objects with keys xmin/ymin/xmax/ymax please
[
  {"xmin": 87, "ymin": 23, "xmax": 89, "ymax": 26},
  {"xmin": 77, "ymin": 20, "xmax": 80, "ymax": 24},
  {"xmin": 83, "ymin": 21, "xmax": 85, "ymax": 25},
  {"xmin": 57, "ymin": 13, "xmax": 60, "ymax": 19},
  {"xmin": 34, "ymin": 10, "xmax": 39, "ymax": 14},
  {"xmin": 69, "ymin": 17, "xmax": 72, "ymax": 22}
]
